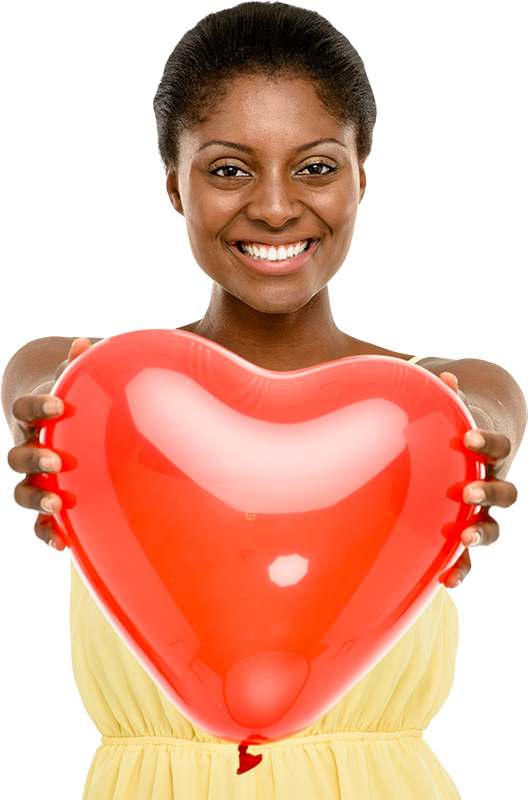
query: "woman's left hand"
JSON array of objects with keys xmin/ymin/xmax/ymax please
[{"xmin": 439, "ymin": 372, "xmax": 518, "ymax": 588}]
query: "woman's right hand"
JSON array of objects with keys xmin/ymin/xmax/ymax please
[{"xmin": 7, "ymin": 338, "xmax": 92, "ymax": 550}]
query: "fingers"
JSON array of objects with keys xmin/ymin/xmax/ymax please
[
  {"xmin": 463, "ymin": 429, "xmax": 517, "ymax": 514},
  {"xmin": 54, "ymin": 337, "xmax": 92, "ymax": 381},
  {"xmin": 447, "ymin": 514, "xmax": 502, "ymax": 588},
  {"xmin": 440, "ymin": 372, "xmax": 459, "ymax": 394},
  {"xmin": 8, "ymin": 394, "xmax": 64, "ymax": 526},
  {"xmin": 34, "ymin": 514, "xmax": 66, "ymax": 551},
  {"xmin": 68, "ymin": 337, "xmax": 92, "ymax": 363},
  {"xmin": 8, "ymin": 444, "xmax": 62, "ymax": 475},
  {"xmin": 463, "ymin": 479, "xmax": 517, "ymax": 509},
  {"xmin": 444, "ymin": 548, "xmax": 472, "ymax": 588},
  {"xmin": 464, "ymin": 429, "xmax": 511, "ymax": 465},
  {"xmin": 7, "ymin": 345, "xmax": 88, "ymax": 555},
  {"xmin": 13, "ymin": 477, "xmax": 62, "ymax": 515},
  {"xmin": 460, "ymin": 516, "xmax": 500, "ymax": 548},
  {"xmin": 12, "ymin": 394, "xmax": 64, "ymax": 427}
]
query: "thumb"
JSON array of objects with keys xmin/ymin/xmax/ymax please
[
  {"xmin": 439, "ymin": 372, "xmax": 459, "ymax": 394},
  {"xmin": 54, "ymin": 338, "xmax": 92, "ymax": 381},
  {"xmin": 68, "ymin": 337, "xmax": 92, "ymax": 364}
]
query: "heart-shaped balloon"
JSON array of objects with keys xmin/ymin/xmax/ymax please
[{"xmin": 40, "ymin": 330, "xmax": 483, "ymax": 748}]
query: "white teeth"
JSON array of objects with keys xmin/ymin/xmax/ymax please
[{"xmin": 240, "ymin": 240, "xmax": 309, "ymax": 261}]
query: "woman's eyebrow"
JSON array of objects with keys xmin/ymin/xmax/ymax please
[
  {"xmin": 295, "ymin": 137, "xmax": 347, "ymax": 153},
  {"xmin": 198, "ymin": 140, "xmax": 253, "ymax": 153},
  {"xmin": 198, "ymin": 137, "xmax": 347, "ymax": 154}
]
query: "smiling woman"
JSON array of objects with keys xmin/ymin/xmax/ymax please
[
  {"xmin": 167, "ymin": 76, "xmax": 365, "ymax": 328},
  {"xmin": 1, "ymin": 2, "xmax": 526, "ymax": 800}
]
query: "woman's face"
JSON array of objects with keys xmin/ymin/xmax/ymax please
[{"xmin": 167, "ymin": 74, "xmax": 366, "ymax": 315}]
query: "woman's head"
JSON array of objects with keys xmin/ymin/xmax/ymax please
[{"xmin": 154, "ymin": 2, "xmax": 376, "ymax": 170}]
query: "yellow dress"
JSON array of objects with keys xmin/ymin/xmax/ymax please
[
  {"xmin": 71, "ymin": 567, "xmax": 461, "ymax": 800},
  {"xmin": 70, "ymin": 354, "xmax": 461, "ymax": 800}
]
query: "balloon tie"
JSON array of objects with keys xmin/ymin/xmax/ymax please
[{"xmin": 237, "ymin": 744, "xmax": 263, "ymax": 774}]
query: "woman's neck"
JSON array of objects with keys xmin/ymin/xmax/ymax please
[{"xmin": 180, "ymin": 285, "xmax": 354, "ymax": 372}]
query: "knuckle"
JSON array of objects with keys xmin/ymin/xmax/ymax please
[
  {"xmin": 13, "ymin": 480, "xmax": 30, "ymax": 508},
  {"xmin": 7, "ymin": 446, "xmax": 20, "ymax": 471},
  {"xmin": 13, "ymin": 395, "xmax": 37, "ymax": 422},
  {"xmin": 480, "ymin": 518, "xmax": 499, "ymax": 545},
  {"xmin": 28, "ymin": 447, "xmax": 43, "ymax": 473},
  {"xmin": 489, "ymin": 431, "xmax": 510, "ymax": 460},
  {"xmin": 459, "ymin": 549, "xmax": 472, "ymax": 576},
  {"xmin": 12, "ymin": 396, "xmax": 28, "ymax": 422},
  {"xmin": 7, "ymin": 444, "xmax": 39, "ymax": 474},
  {"xmin": 34, "ymin": 516, "xmax": 50, "ymax": 543},
  {"xmin": 487, "ymin": 482, "xmax": 498, "ymax": 505}
]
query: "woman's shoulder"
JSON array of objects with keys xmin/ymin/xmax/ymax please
[
  {"xmin": 341, "ymin": 334, "xmax": 414, "ymax": 361},
  {"xmin": 177, "ymin": 321, "xmax": 200, "ymax": 333}
]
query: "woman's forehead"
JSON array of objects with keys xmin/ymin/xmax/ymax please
[{"xmin": 179, "ymin": 74, "xmax": 356, "ymax": 156}]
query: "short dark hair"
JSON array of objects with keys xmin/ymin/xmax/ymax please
[{"xmin": 153, "ymin": 2, "xmax": 376, "ymax": 169}]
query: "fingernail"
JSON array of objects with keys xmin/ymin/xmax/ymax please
[
  {"xmin": 40, "ymin": 496, "xmax": 56, "ymax": 513},
  {"xmin": 469, "ymin": 528, "xmax": 481, "ymax": 547},
  {"xmin": 39, "ymin": 455, "xmax": 59, "ymax": 473},
  {"xmin": 452, "ymin": 579, "xmax": 462, "ymax": 588},
  {"xmin": 42, "ymin": 399, "xmax": 63, "ymax": 417},
  {"xmin": 48, "ymin": 537, "xmax": 58, "ymax": 549},
  {"xmin": 465, "ymin": 431, "xmax": 486, "ymax": 450},
  {"xmin": 466, "ymin": 486, "xmax": 486, "ymax": 504}
]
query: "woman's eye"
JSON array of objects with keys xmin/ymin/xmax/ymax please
[
  {"xmin": 298, "ymin": 162, "xmax": 335, "ymax": 176},
  {"xmin": 211, "ymin": 165, "xmax": 249, "ymax": 178}
]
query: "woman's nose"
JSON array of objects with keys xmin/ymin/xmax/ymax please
[{"xmin": 245, "ymin": 172, "xmax": 303, "ymax": 228}]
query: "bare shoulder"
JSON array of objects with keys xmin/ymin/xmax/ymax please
[
  {"xmin": 341, "ymin": 334, "xmax": 413, "ymax": 361},
  {"xmin": 416, "ymin": 356, "xmax": 526, "ymax": 404},
  {"xmin": 413, "ymin": 355, "xmax": 526, "ymax": 408},
  {"xmin": 416, "ymin": 356, "xmax": 527, "ymax": 464},
  {"xmin": 176, "ymin": 319, "xmax": 200, "ymax": 336}
]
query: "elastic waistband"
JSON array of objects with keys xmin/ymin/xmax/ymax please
[{"xmin": 101, "ymin": 730, "xmax": 423, "ymax": 751}]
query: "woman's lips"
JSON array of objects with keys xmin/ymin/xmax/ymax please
[{"xmin": 229, "ymin": 239, "xmax": 318, "ymax": 275}]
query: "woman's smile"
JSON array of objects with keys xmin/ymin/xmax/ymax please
[
  {"xmin": 167, "ymin": 74, "xmax": 366, "ymax": 315},
  {"xmin": 229, "ymin": 238, "xmax": 316, "ymax": 276}
]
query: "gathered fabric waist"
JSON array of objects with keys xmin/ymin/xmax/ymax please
[{"xmin": 100, "ymin": 730, "xmax": 424, "ymax": 752}]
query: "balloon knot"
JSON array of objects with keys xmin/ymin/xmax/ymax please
[{"xmin": 237, "ymin": 743, "xmax": 263, "ymax": 774}]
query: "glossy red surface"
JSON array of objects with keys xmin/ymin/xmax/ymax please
[{"xmin": 39, "ymin": 330, "xmax": 484, "ymax": 745}]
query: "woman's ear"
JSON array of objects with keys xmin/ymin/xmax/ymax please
[
  {"xmin": 166, "ymin": 166, "xmax": 184, "ymax": 216},
  {"xmin": 359, "ymin": 165, "xmax": 367, "ymax": 204}
]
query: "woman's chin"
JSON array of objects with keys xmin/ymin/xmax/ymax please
[{"xmin": 228, "ymin": 285, "xmax": 323, "ymax": 316}]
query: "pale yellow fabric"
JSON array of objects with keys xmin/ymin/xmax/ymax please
[{"xmin": 71, "ymin": 566, "xmax": 461, "ymax": 800}]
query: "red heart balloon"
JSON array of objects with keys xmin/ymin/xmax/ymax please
[{"xmin": 39, "ymin": 330, "xmax": 483, "ymax": 746}]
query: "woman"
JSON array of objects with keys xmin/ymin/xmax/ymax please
[{"xmin": 2, "ymin": 3, "xmax": 526, "ymax": 798}]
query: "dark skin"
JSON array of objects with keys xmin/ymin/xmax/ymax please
[{"xmin": 5, "ymin": 75, "xmax": 526, "ymax": 589}]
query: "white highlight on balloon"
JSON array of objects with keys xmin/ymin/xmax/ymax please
[
  {"xmin": 126, "ymin": 369, "xmax": 409, "ymax": 514},
  {"xmin": 268, "ymin": 554, "xmax": 309, "ymax": 587}
]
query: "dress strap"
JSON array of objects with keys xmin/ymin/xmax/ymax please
[{"xmin": 407, "ymin": 356, "xmax": 424, "ymax": 364}]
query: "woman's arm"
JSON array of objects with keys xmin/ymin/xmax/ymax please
[
  {"xmin": 2, "ymin": 337, "xmax": 99, "ymax": 548},
  {"xmin": 418, "ymin": 358, "xmax": 526, "ymax": 588},
  {"xmin": 2, "ymin": 337, "xmax": 102, "ymax": 445},
  {"xmin": 418, "ymin": 357, "xmax": 527, "ymax": 479}
]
